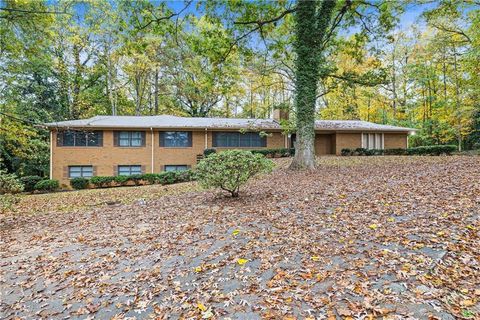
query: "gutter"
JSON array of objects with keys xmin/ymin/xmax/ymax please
[
  {"xmin": 49, "ymin": 130, "xmax": 53, "ymax": 179},
  {"xmin": 204, "ymin": 128, "xmax": 208, "ymax": 149},
  {"xmin": 150, "ymin": 128, "xmax": 154, "ymax": 173}
]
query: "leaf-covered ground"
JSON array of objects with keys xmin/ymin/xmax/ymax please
[
  {"xmin": 1, "ymin": 156, "xmax": 479, "ymax": 319},
  {"xmin": 6, "ymin": 182, "xmax": 199, "ymax": 216}
]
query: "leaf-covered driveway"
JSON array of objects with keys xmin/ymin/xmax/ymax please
[{"xmin": 1, "ymin": 156, "xmax": 479, "ymax": 319}]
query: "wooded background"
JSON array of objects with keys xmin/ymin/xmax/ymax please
[{"xmin": 0, "ymin": 0, "xmax": 479, "ymax": 176}]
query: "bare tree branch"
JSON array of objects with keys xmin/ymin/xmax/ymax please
[
  {"xmin": 234, "ymin": 8, "xmax": 296, "ymax": 26},
  {"xmin": 322, "ymin": 0, "xmax": 352, "ymax": 48},
  {"xmin": 218, "ymin": 7, "xmax": 296, "ymax": 63},
  {"xmin": 0, "ymin": 7, "xmax": 70, "ymax": 15},
  {"xmin": 430, "ymin": 22, "xmax": 472, "ymax": 43}
]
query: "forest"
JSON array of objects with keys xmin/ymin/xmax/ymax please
[{"xmin": 0, "ymin": 0, "xmax": 479, "ymax": 176}]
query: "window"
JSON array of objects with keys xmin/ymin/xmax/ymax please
[
  {"xmin": 69, "ymin": 166, "xmax": 93, "ymax": 178},
  {"xmin": 117, "ymin": 165, "xmax": 143, "ymax": 176},
  {"xmin": 362, "ymin": 133, "xmax": 384, "ymax": 149},
  {"xmin": 58, "ymin": 131, "xmax": 102, "ymax": 147},
  {"xmin": 115, "ymin": 131, "xmax": 145, "ymax": 147},
  {"xmin": 159, "ymin": 131, "xmax": 192, "ymax": 147},
  {"xmin": 213, "ymin": 132, "xmax": 266, "ymax": 148},
  {"xmin": 164, "ymin": 165, "xmax": 188, "ymax": 172}
]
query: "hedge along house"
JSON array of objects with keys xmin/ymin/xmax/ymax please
[{"xmin": 45, "ymin": 114, "xmax": 416, "ymax": 187}]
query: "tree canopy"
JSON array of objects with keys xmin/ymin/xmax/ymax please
[{"xmin": 1, "ymin": 0, "xmax": 479, "ymax": 174}]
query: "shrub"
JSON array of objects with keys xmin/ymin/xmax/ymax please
[
  {"xmin": 20, "ymin": 175, "xmax": 42, "ymax": 192},
  {"xmin": 407, "ymin": 145, "xmax": 456, "ymax": 156},
  {"xmin": 70, "ymin": 177, "xmax": 89, "ymax": 190},
  {"xmin": 196, "ymin": 150, "xmax": 274, "ymax": 197},
  {"xmin": 340, "ymin": 148, "xmax": 353, "ymax": 156},
  {"xmin": 0, "ymin": 170, "xmax": 23, "ymax": 194},
  {"xmin": 203, "ymin": 148, "xmax": 217, "ymax": 157},
  {"xmin": 0, "ymin": 170, "xmax": 24, "ymax": 194},
  {"xmin": 90, "ymin": 176, "xmax": 114, "ymax": 188},
  {"xmin": 141, "ymin": 173, "xmax": 160, "ymax": 184},
  {"xmin": 385, "ymin": 148, "xmax": 406, "ymax": 155},
  {"xmin": 114, "ymin": 175, "xmax": 129, "ymax": 186},
  {"xmin": 175, "ymin": 170, "xmax": 195, "ymax": 183},
  {"xmin": 34, "ymin": 179, "xmax": 59, "ymax": 192},
  {"xmin": 354, "ymin": 148, "xmax": 368, "ymax": 156},
  {"xmin": 250, "ymin": 148, "xmax": 294, "ymax": 158},
  {"xmin": 128, "ymin": 174, "xmax": 144, "ymax": 186},
  {"xmin": 157, "ymin": 171, "xmax": 177, "ymax": 185},
  {"xmin": 251, "ymin": 149, "xmax": 269, "ymax": 157}
]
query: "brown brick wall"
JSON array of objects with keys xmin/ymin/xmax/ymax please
[
  {"xmin": 384, "ymin": 133, "xmax": 408, "ymax": 149},
  {"xmin": 52, "ymin": 129, "xmax": 285, "ymax": 187},
  {"xmin": 314, "ymin": 134, "xmax": 334, "ymax": 155},
  {"xmin": 52, "ymin": 128, "xmax": 408, "ymax": 187},
  {"xmin": 334, "ymin": 133, "xmax": 362, "ymax": 155}
]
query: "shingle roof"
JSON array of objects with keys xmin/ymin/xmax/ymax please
[
  {"xmin": 314, "ymin": 120, "xmax": 416, "ymax": 132},
  {"xmin": 45, "ymin": 115, "xmax": 279, "ymax": 130},
  {"xmin": 45, "ymin": 115, "xmax": 416, "ymax": 132}
]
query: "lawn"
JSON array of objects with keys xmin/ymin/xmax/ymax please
[{"xmin": 1, "ymin": 156, "xmax": 479, "ymax": 319}]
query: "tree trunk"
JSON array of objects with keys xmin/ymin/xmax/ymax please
[
  {"xmin": 391, "ymin": 48, "xmax": 397, "ymax": 118},
  {"xmin": 72, "ymin": 44, "xmax": 82, "ymax": 119},
  {"xmin": 453, "ymin": 46, "xmax": 462, "ymax": 151},
  {"xmin": 290, "ymin": 0, "xmax": 336, "ymax": 170},
  {"xmin": 154, "ymin": 68, "xmax": 159, "ymax": 114}
]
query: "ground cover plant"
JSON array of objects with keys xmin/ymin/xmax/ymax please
[{"xmin": 0, "ymin": 156, "xmax": 478, "ymax": 319}]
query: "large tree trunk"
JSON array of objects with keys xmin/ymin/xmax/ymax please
[{"xmin": 290, "ymin": 0, "xmax": 336, "ymax": 170}]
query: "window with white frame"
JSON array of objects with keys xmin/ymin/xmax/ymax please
[
  {"xmin": 362, "ymin": 133, "xmax": 384, "ymax": 149},
  {"xmin": 69, "ymin": 166, "xmax": 93, "ymax": 178},
  {"xmin": 117, "ymin": 165, "xmax": 142, "ymax": 176}
]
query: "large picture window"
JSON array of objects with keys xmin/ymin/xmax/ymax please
[
  {"xmin": 114, "ymin": 131, "xmax": 145, "ymax": 147},
  {"xmin": 159, "ymin": 131, "xmax": 192, "ymax": 147},
  {"xmin": 117, "ymin": 165, "xmax": 142, "ymax": 176},
  {"xmin": 69, "ymin": 166, "xmax": 93, "ymax": 178},
  {"xmin": 362, "ymin": 133, "xmax": 384, "ymax": 149},
  {"xmin": 58, "ymin": 131, "xmax": 102, "ymax": 147},
  {"xmin": 213, "ymin": 132, "xmax": 266, "ymax": 148}
]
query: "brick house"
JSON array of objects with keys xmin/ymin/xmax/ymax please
[{"xmin": 45, "ymin": 114, "xmax": 415, "ymax": 187}]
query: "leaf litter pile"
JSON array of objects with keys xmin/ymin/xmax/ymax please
[{"xmin": 1, "ymin": 156, "xmax": 479, "ymax": 319}]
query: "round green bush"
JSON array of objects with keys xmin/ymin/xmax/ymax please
[
  {"xmin": 20, "ymin": 175, "xmax": 42, "ymax": 192},
  {"xmin": 195, "ymin": 150, "xmax": 274, "ymax": 197},
  {"xmin": 34, "ymin": 179, "xmax": 59, "ymax": 192},
  {"xmin": 70, "ymin": 177, "xmax": 89, "ymax": 190}
]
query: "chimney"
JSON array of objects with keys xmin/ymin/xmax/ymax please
[{"xmin": 273, "ymin": 108, "xmax": 289, "ymax": 122}]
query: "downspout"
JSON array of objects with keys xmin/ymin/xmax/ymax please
[
  {"xmin": 150, "ymin": 128, "xmax": 154, "ymax": 173},
  {"xmin": 204, "ymin": 128, "xmax": 208, "ymax": 149},
  {"xmin": 50, "ymin": 130, "xmax": 53, "ymax": 179}
]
